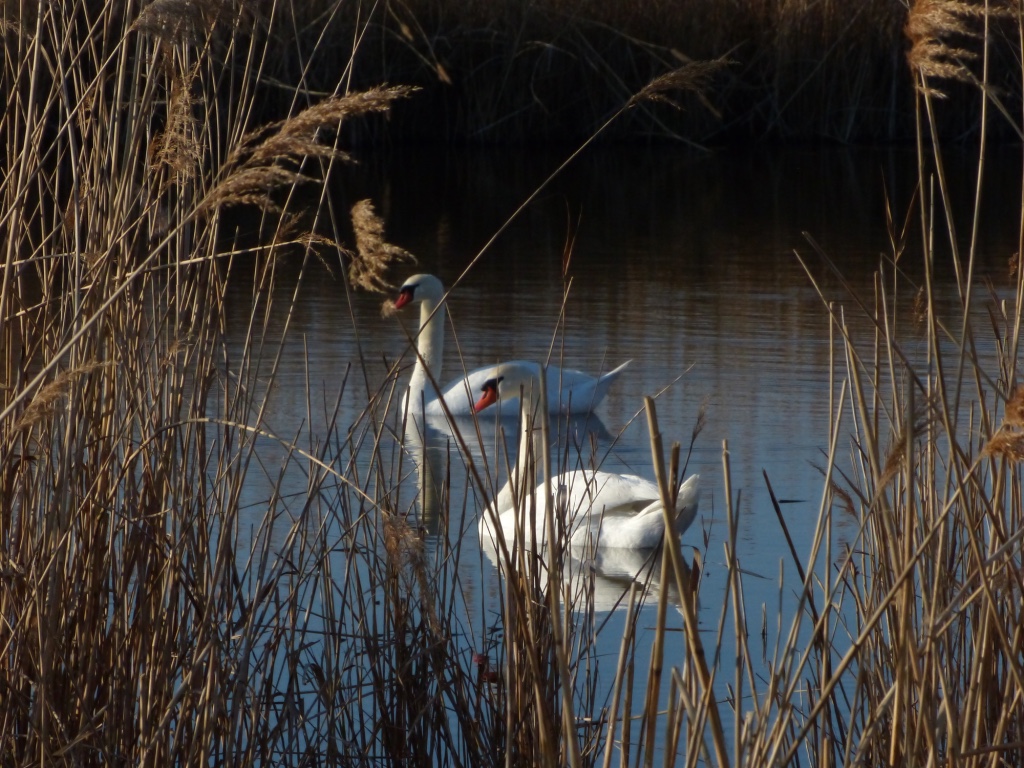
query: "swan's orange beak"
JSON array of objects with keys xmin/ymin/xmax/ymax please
[
  {"xmin": 393, "ymin": 287, "xmax": 414, "ymax": 309},
  {"xmin": 474, "ymin": 381, "xmax": 500, "ymax": 413}
]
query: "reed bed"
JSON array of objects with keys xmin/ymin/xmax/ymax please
[
  {"xmin": 361, "ymin": 0, "xmax": 917, "ymax": 143},
  {"xmin": 3, "ymin": 0, "xmax": 1024, "ymax": 766},
  {"xmin": 0, "ymin": 0, "xmax": 443, "ymax": 763},
  {"xmin": 89, "ymin": 0, "xmax": 1019, "ymax": 144},
  {"xmin": 6, "ymin": 0, "xmax": 1012, "ymax": 146}
]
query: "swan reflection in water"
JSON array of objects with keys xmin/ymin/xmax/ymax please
[{"xmin": 479, "ymin": 532, "xmax": 699, "ymax": 614}]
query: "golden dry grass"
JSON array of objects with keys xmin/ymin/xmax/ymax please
[{"xmin": 3, "ymin": 0, "xmax": 1024, "ymax": 765}]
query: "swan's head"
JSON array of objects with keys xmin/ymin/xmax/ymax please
[
  {"xmin": 393, "ymin": 274, "xmax": 444, "ymax": 310},
  {"xmin": 473, "ymin": 362, "xmax": 543, "ymax": 413},
  {"xmin": 473, "ymin": 376, "xmax": 504, "ymax": 413}
]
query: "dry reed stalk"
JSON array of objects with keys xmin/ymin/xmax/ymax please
[
  {"xmin": 788, "ymin": 162, "xmax": 1024, "ymax": 768},
  {"xmin": 7, "ymin": 0, "xmax": 1024, "ymax": 765},
  {"xmin": 0, "ymin": 2, "xmax": 493, "ymax": 764}
]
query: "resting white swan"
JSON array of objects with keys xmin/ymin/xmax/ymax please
[
  {"xmin": 393, "ymin": 274, "xmax": 630, "ymax": 418},
  {"xmin": 474, "ymin": 361, "xmax": 700, "ymax": 550}
]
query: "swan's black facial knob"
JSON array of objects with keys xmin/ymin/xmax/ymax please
[
  {"xmin": 474, "ymin": 376, "xmax": 504, "ymax": 412},
  {"xmin": 393, "ymin": 282, "xmax": 418, "ymax": 309}
]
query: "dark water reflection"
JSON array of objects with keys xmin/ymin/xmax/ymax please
[{"xmin": 225, "ymin": 143, "xmax": 1022, "ymax": 756}]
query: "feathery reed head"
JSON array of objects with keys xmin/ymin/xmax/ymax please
[
  {"xmin": 904, "ymin": 0, "xmax": 983, "ymax": 94},
  {"xmin": 133, "ymin": 0, "xmax": 230, "ymax": 45},
  {"xmin": 1004, "ymin": 386, "xmax": 1024, "ymax": 428},
  {"xmin": 154, "ymin": 63, "xmax": 203, "ymax": 179},
  {"xmin": 349, "ymin": 199, "xmax": 417, "ymax": 294},
  {"xmin": 258, "ymin": 86, "xmax": 418, "ymax": 167},
  {"xmin": 201, "ymin": 166, "xmax": 310, "ymax": 214},
  {"xmin": 13, "ymin": 362, "xmax": 108, "ymax": 433},
  {"xmin": 627, "ymin": 57, "xmax": 731, "ymax": 110},
  {"xmin": 200, "ymin": 87, "xmax": 417, "ymax": 215},
  {"xmin": 912, "ymin": 285, "xmax": 928, "ymax": 327},
  {"xmin": 980, "ymin": 386, "xmax": 1024, "ymax": 461},
  {"xmin": 982, "ymin": 428, "xmax": 1024, "ymax": 462}
]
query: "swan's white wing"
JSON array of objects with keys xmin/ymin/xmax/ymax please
[
  {"xmin": 550, "ymin": 360, "xmax": 631, "ymax": 414},
  {"xmin": 561, "ymin": 470, "xmax": 660, "ymax": 517},
  {"xmin": 561, "ymin": 471, "xmax": 701, "ymax": 549}
]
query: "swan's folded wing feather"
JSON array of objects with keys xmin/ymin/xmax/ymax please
[{"xmin": 562, "ymin": 470, "xmax": 659, "ymax": 516}]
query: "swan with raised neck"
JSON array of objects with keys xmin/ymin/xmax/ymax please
[
  {"xmin": 393, "ymin": 273, "xmax": 631, "ymax": 418},
  {"xmin": 473, "ymin": 361, "xmax": 700, "ymax": 551}
]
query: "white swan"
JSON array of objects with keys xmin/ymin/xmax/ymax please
[
  {"xmin": 393, "ymin": 274, "xmax": 630, "ymax": 418},
  {"xmin": 474, "ymin": 361, "xmax": 700, "ymax": 551}
]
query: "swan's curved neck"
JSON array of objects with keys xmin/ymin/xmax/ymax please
[
  {"xmin": 494, "ymin": 387, "xmax": 546, "ymax": 514},
  {"xmin": 407, "ymin": 294, "xmax": 445, "ymax": 412}
]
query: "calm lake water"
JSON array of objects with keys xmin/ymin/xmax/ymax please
[{"xmin": 224, "ymin": 143, "xmax": 1021, "ymax": 759}]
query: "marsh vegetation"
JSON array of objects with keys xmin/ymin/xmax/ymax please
[{"xmin": 2, "ymin": 0, "xmax": 1024, "ymax": 765}]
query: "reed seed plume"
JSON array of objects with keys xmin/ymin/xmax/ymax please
[
  {"xmin": 627, "ymin": 56, "xmax": 732, "ymax": 110},
  {"xmin": 155, "ymin": 64, "xmax": 203, "ymax": 180},
  {"xmin": 1003, "ymin": 385, "xmax": 1024, "ymax": 427},
  {"xmin": 248, "ymin": 87, "xmax": 418, "ymax": 168},
  {"xmin": 382, "ymin": 511, "xmax": 427, "ymax": 589},
  {"xmin": 878, "ymin": 410, "xmax": 937, "ymax": 488},
  {"xmin": 830, "ymin": 477, "xmax": 857, "ymax": 518},
  {"xmin": 981, "ymin": 428, "xmax": 1024, "ymax": 461},
  {"xmin": 133, "ymin": 0, "xmax": 230, "ymax": 45},
  {"xmin": 349, "ymin": 198, "xmax": 417, "ymax": 294},
  {"xmin": 201, "ymin": 87, "xmax": 417, "ymax": 214},
  {"xmin": 981, "ymin": 387, "xmax": 1024, "ymax": 459},
  {"xmin": 296, "ymin": 231, "xmax": 345, "ymax": 274},
  {"xmin": 912, "ymin": 285, "xmax": 928, "ymax": 326},
  {"xmin": 12, "ymin": 362, "xmax": 108, "ymax": 434},
  {"xmin": 905, "ymin": 0, "xmax": 984, "ymax": 92},
  {"xmin": 201, "ymin": 166, "xmax": 310, "ymax": 213},
  {"xmin": 691, "ymin": 395, "xmax": 710, "ymax": 446}
]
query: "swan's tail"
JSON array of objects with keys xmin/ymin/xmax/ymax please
[
  {"xmin": 672, "ymin": 474, "xmax": 701, "ymax": 536},
  {"xmin": 590, "ymin": 359, "xmax": 632, "ymax": 405},
  {"xmin": 631, "ymin": 473, "xmax": 700, "ymax": 532}
]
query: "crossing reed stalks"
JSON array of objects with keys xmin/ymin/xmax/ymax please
[{"xmin": 3, "ymin": 0, "xmax": 1024, "ymax": 766}]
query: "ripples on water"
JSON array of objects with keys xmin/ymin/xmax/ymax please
[{"xmin": 224, "ymin": 144, "xmax": 1022, "ymax": 756}]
